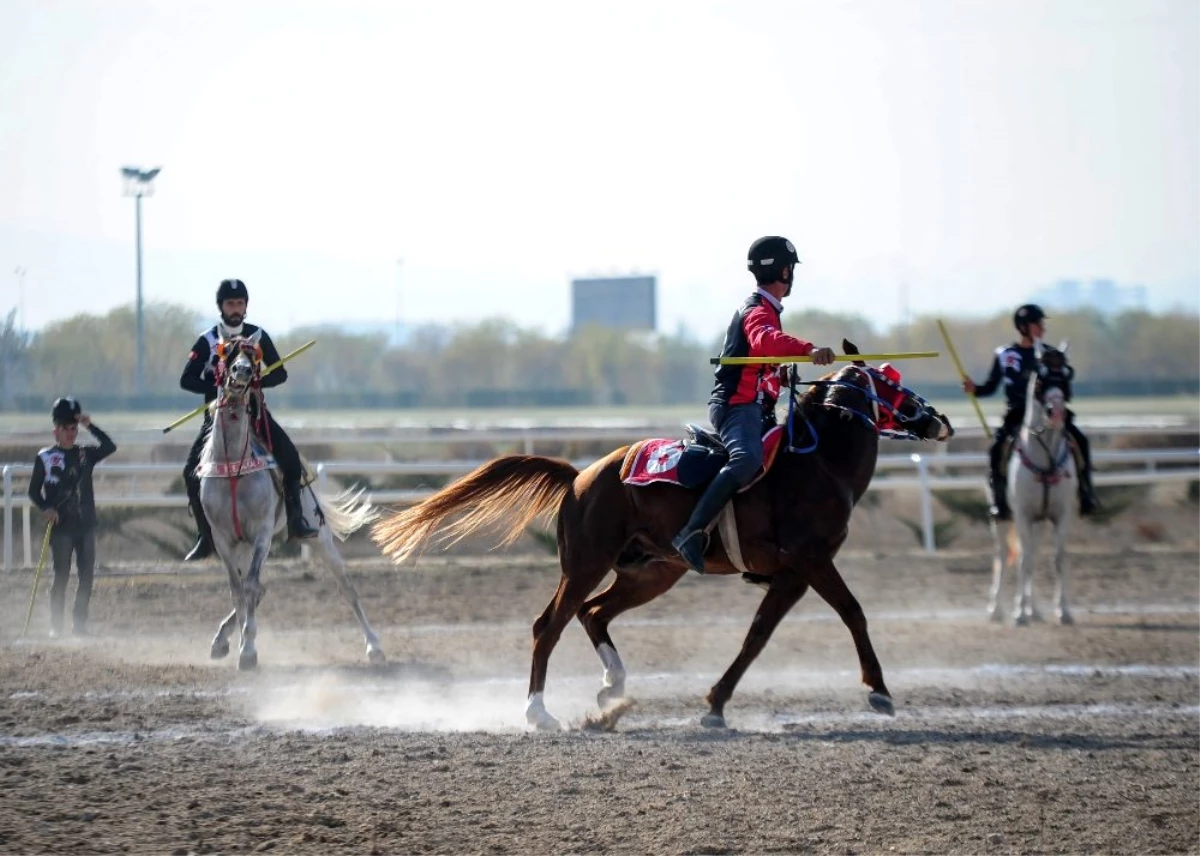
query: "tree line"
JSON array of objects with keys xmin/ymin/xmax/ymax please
[{"xmin": 1, "ymin": 301, "xmax": 1196, "ymax": 411}]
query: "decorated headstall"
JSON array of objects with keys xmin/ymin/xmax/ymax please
[
  {"xmin": 1034, "ymin": 345, "xmax": 1072, "ymax": 401},
  {"xmin": 213, "ymin": 336, "xmax": 264, "ymax": 393}
]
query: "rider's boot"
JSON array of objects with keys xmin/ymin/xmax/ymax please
[
  {"xmin": 988, "ymin": 471, "xmax": 1012, "ymax": 522},
  {"xmin": 183, "ymin": 478, "xmax": 215, "ymax": 562},
  {"xmin": 1078, "ymin": 467, "xmax": 1099, "ymax": 516},
  {"xmin": 283, "ymin": 476, "xmax": 319, "ymax": 541},
  {"xmin": 671, "ymin": 469, "xmax": 741, "ymax": 574}
]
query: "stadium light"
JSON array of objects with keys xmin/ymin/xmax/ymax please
[{"xmin": 121, "ymin": 166, "xmax": 162, "ymax": 400}]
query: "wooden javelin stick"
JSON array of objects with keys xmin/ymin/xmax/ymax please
[
  {"xmin": 161, "ymin": 339, "xmax": 317, "ymax": 434},
  {"xmin": 709, "ymin": 351, "xmax": 939, "ymax": 366},
  {"xmin": 935, "ymin": 319, "xmax": 992, "ymax": 434}
]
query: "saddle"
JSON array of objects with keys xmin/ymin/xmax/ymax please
[{"xmin": 620, "ymin": 424, "xmax": 786, "ymax": 491}]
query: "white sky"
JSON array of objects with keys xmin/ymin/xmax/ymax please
[{"xmin": 1, "ymin": 0, "xmax": 1197, "ymax": 338}]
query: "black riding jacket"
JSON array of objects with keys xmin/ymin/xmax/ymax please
[
  {"xmin": 180, "ymin": 322, "xmax": 288, "ymax": 404},
  {"xmin": 28, "ymin": 424, "xmax": 118, "ymax": 531},
  {"xmin": 973, "ymin": 343, "xmax": 1040, "ymax": 412}
]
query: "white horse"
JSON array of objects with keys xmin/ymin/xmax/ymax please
[
  {"xmin": 987, "ymin": 355, "xmax": 1076, "ymax": 626},
  {"xmin": 198, "ymin": 330, "xmax": 386, "ymax": 669}
]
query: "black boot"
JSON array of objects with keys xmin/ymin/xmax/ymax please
[
  {"xmin": 184, "ymin": 479, "xmax": 215, "ymax": 561},
  {"xmin": 1078, "ymin": 468, "xmax": 1099, "ymax": 516},
  {"xmin": 670, "ymin": 469, "xmax": 742, "ymax": 574},
  {"xmin": 988, "ymin": 472, "xmax": 1011, "ymax": 522},
  {"xmin": 284, "ymin": 478, "xmax": 319, "ymax": 541}
]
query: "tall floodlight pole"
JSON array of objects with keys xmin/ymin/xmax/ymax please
[{"xmin": 121, "ymin": 166, "xmax": 162, "ymax": 400}]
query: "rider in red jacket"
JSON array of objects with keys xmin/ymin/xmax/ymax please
[{"xmin": 672, "ymin": 236, "xmax": 835, "ymax": 573}]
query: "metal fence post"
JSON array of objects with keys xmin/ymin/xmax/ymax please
[
  {"xmin": 22, "ymin": 502, "xmax": 32, "ymax": 568},
  {"xmin": 3, "ymin": 465, "xmax": 12, "ymax": 573},
  {"xmin": 912, "ymin": 453, "xmax": 936, "ymax": 554}
]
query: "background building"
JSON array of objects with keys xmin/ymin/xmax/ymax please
[{"xmin": 571, "ymin": 275, "xmax": 657, "ymax": 332}]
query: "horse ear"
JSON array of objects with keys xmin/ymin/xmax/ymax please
[
  {"xmin": 842, "ymin": 338, "xmax": 865, "ymax": 368},
  {"xmin": 1059, "ymin": 339, "xmax": 1070, "ymax": 358},
  {"xmin": 247, "ymin": 329, "xmax": 263, "ymax": 346}
]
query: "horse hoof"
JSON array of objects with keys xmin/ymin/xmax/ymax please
[
  {"xmin": 597, "ymin": 684, "xmax": 626, "ymax": 710},
  {"xmin": 1058, "ymin": 612, "xmax": 1074, "ymax": 626},
  {"xmin": 987, "ymin": 608, "xmax": 1003, "ymax": 624},
  {"xmin": 238, "ymin": 651, "xmax": 258, "ymax": 671},
  {"xmin": 210, "ymin": 641, "xmax": 230, "ymax": 660},
  {"xmin": 700, "ymin": 712, "xmax": 727, "ymax": 729},
  {"xmin": 527, "ymin": 713, "xmax": 561, "ymax": 732},
  {"xmin": 367, "ymin": 647, "xmax": 387, "ymax": 665},
  {"xmin": 868, "ymin": 692, "xmax": 895, "ymax": 717},
  {"xmin": 1013, "ymin": 614, "xmax": 1030, "ymax": 627}
]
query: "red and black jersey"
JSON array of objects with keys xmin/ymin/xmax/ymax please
[{"xmin": 709, "ymin": 292, "xmax": 814, "ymax": 411}]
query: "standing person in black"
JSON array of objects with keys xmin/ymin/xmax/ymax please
[
  {"xmin": 27, "ymin": 397, "xmax": 118, "ymax": 637},
  {"xmin": 962, "ymin": 303, "xmax": 1098, "ymax": 520},
  {"xmin": 179, "ymin": 278, "xmax": 318, "ymax": 561}
]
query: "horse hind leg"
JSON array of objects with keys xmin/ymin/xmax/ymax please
[
  {"xmin": 313, "ymin": 526, "xmax": 385, "ymax": 664},
  {"xmin": 1053, "ymin": 515, "xmax": 1073, "ymax": 625},
  {"xmin": 578, "ymin": 562, "xmax": 686, "ymax": 710},
  {"xmin": 526, "ymin": 559, "xmax": 612, "ymax": 731}
]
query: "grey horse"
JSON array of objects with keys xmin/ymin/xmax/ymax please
[
  {"xmin": 197, "ymin": 330, "xmax": 386, "ymax": 669},
  {"xmin": 988, "ymin": 346, "xmax": 1076, "ymax": 626}
]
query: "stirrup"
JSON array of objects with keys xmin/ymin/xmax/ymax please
[{"xmin": 671, "ymin": 529, "xmax": 709, "ymax": 575}]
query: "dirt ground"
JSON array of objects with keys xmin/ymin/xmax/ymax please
[{"xmin": 0, "ymin": 527, "xmax": 1197, "ymax": 854}]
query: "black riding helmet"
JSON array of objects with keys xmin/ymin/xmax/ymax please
[
  {"xmin": 1013, "ymin": 303, "xmax": 1047, "ymax": 332},
  {"xmin": 747, "ymin": 236, "xmax": 801, "ymax": 293},
  {"xmin": 51, "ymin": 396, "xmax": 81, "ymax": 426},
  {"xmin": 216, "ymin": 279, "xmax": 249, "ymax": 306}
]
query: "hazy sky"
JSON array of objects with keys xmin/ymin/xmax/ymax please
[{"xmin": 1, "ymin": 0, "xmax": 1197, "ymax": 340}]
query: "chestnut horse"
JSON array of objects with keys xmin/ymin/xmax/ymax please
[{"xmin": 372, "ymin": 344, "xmax": 954, "ymax": 729}]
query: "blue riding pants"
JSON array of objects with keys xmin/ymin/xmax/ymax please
[{"xmin": 709, "ymin": 402, "xmax": 765, "ymax": 488}]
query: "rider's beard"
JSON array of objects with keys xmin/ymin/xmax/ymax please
[{"xmin": 220, "ymin": 313, "xmax": 245, "ymax": 334}]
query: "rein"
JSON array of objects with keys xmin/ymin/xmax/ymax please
[
  {"xmin": 783, "ymin": 367, "xmax": 929, "ymax": 452},
  {"xmin": 212, "ymin": 347, "xmax": 268, "ymax": 542}
]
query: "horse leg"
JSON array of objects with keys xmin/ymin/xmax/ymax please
[
  {"xmin": 238, "ymin": 539, "xmax": 270, "ymax": 671},
  {"xmin": 805, "ymin": 557, "xmax": 895, "ymax": 717},
  {"xmin": 212, "ymin": 543, "xmax": 243, "ymax": 660},
  {"xmin": 312, "ymin": 526, "xmax": 386, "ymax": 664},
  {"xmin": 704, "ymin": 571, "xmax": 810, "ymax": 729},
  {"xmin": 1013, "ymin": 515, "xmax": 1042, "ymax": 626},
  {"xmin": 211, "ymin": 609, "xmax": 238, "ymax": 659},
  {"xmin": 1053, "ymin": 512, "xmax": 1073, "ymax": 625},
  {"xmin": 526, "ymin": 561, "xmax": 611, "ymax": 731},
  {"xmin": 986, "ymin": 519, "xmax": 1007, "ymax": 622},
  {"xmin": 577, "ymin": 562, "xmax": 687, "ymax": 709}
]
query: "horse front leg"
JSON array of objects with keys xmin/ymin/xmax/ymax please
[
  {"xmin": 806, "ymin": 556, "xmax": 894, "ymax": 716},
  {"xmin": 704, "ymin": 571, "xmax": 810, "ymax": 729},
  {"xmin": 312, "ymin": 527, "xmax": 386, "ymax": 664},
  {"xmin": 211, "ymin": 609, "xmax": 238, "ymax": 659},
  {"xmin": 238, "ymin": 539, "xmax": 270, "ymax": 671},
  {"xmin": 212, "ymin": 538, "xmax": 243, "ymax": 660},
  {"xmin": 1012, "ymin": 516, "xmax": 1042, "ymax": 626},
  {"xmin": 986, "ymin": 519, "xmax": 1007, "ymax": 622},
  {"xmin": 577, "ymin": 562, "xmax": 686, "ymax": 710},
  {"xmin": 1053, "ymin": 511, "xmax": 1073, "ymax": 625}
]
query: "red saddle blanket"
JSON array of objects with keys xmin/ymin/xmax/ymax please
[{"xmin": 620, "ymin": 425, "xmax": 785, "ymax": 491}]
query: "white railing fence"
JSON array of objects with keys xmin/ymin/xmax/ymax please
[{"xmin": 3, "ymin": 448, "xmax": 1196, "ymax": 570}]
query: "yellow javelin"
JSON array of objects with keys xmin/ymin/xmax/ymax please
[
  {"xmin": 709, "ymin": 351, "xmax": 939, "ymax": 366},
  {"xmin": 935, "ymin": 319, "xmax": 991, "ymax": 434},
  {"xmin": 22, "ymin": 521, "xmax": 53, "ymax": 637},
  {"xmin": 161, "ymin": 339, "xmax": 317, "ymax": 434}
]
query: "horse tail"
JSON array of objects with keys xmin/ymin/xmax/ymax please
[
  {"xmin": 370, "ymin": 455, "xmax": 578, "ymax": 565},
  {"xmin": 312, "ymin": 485, "xmax": 380, "ymax": 542}
]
